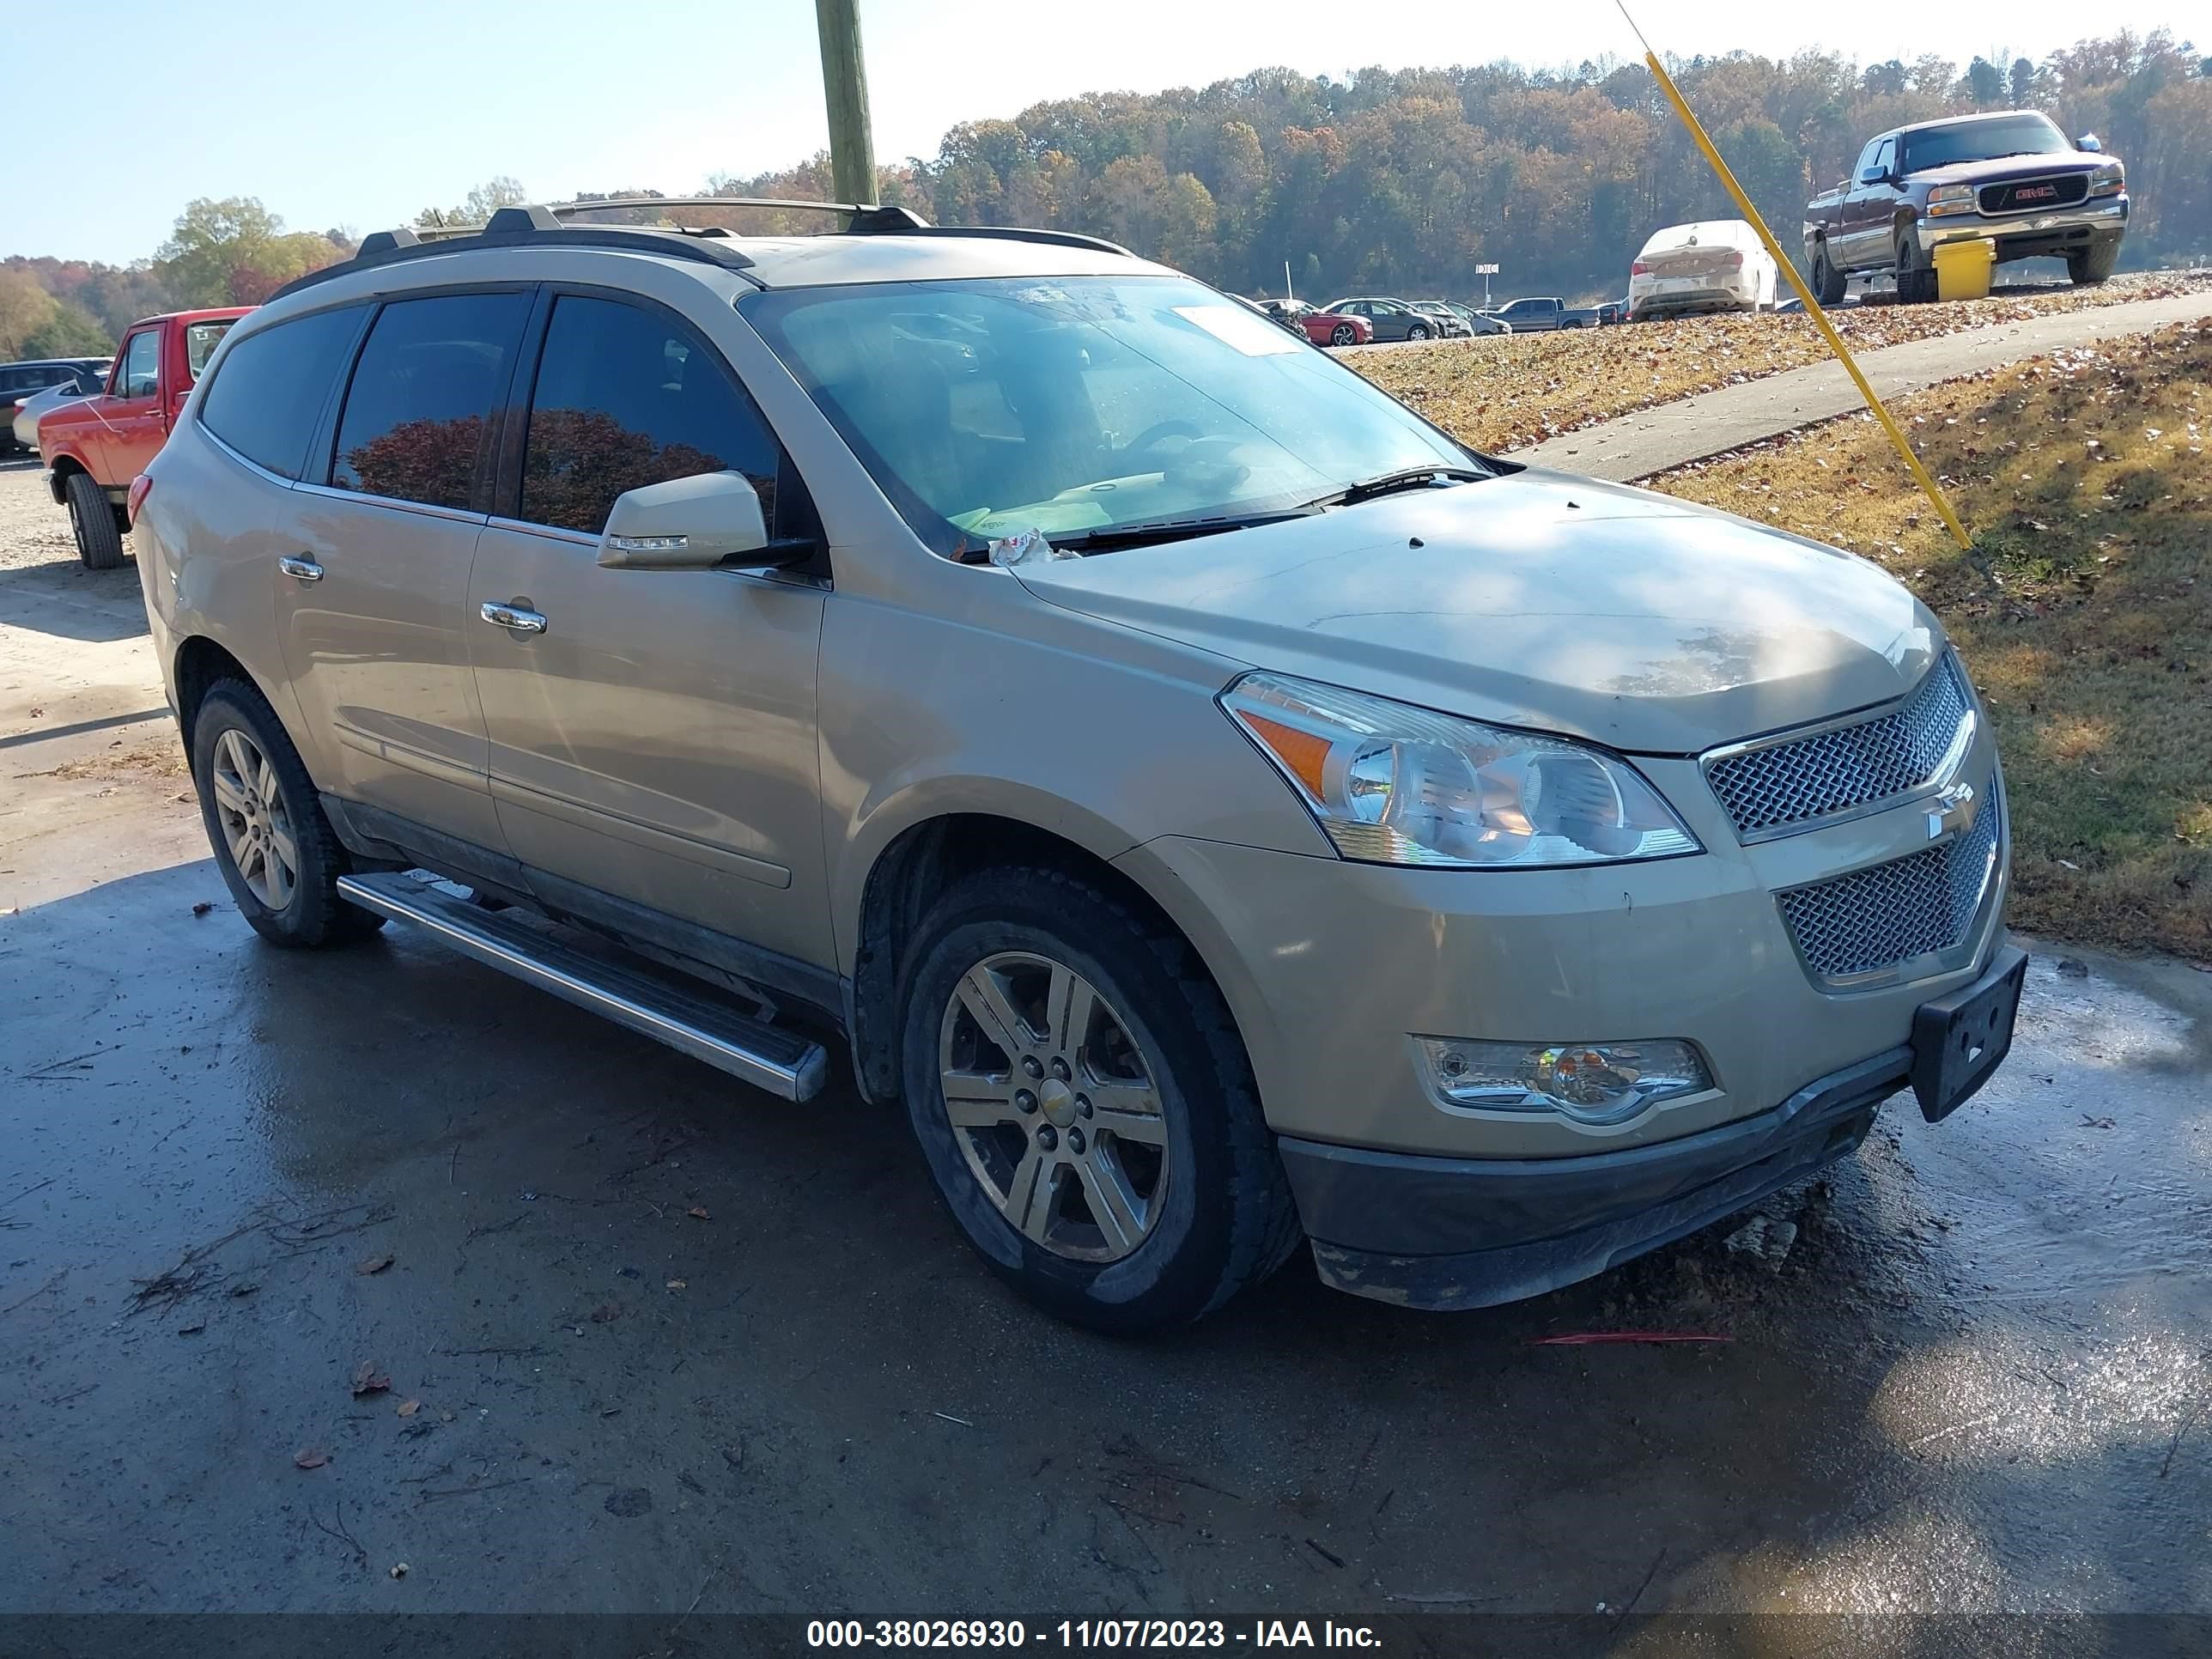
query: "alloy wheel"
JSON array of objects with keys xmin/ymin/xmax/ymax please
[
  {"xmin": 938, "ymin": 951, "xmax": 1170, "ymax": 1262},
  {"xmin": 209, "ymin": 726, "xmax": 300, "ymax": 910}
]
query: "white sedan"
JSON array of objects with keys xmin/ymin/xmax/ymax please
[{"xmin": 1628, "ymin": 220, "xmax": 1778, "ymax": 320}]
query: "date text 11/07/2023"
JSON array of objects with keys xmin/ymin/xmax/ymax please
[{"xmin": 805, "ymin": 1619, "xmax": 1385, "ymax": 1649}]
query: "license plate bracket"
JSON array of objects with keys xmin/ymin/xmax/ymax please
[{"xmin": 1910, "ymin": 945, "xmax": 2028, "ymax": 1123}]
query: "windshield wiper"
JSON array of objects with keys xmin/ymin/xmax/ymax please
[
  {"xmin": 1042, "ymin": 508, "xmax": 1319, "ymax": 555},
  {"xmin": 1309, "ymin": 465, "xmax": 1487, "ymax": 509}
]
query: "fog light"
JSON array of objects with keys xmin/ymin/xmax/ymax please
[{"xmin": 1416, "ymin": 1037, "xmax": 1712, "ymax": 1125}]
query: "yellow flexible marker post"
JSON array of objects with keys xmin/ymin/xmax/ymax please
[{"xmin": 1620, "ymin": 15, "xmax": 1972, "ymax": 550}]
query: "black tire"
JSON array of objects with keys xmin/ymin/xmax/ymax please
[
  {"xmin": 1810, "ymin": 242, "xmax": 1847, "ymax": 306},
  {"xmin": 1894, "ymin": 234, "xmax": 1936, "ymax": 304},
  {"xmin": 2068, "ymin": 239, "xmax": 2120, "ymax": 287},
  {"xmin": 64, "ymin": 471, "xmax": 126, "ymax": 570},
  {"xmin": 1329, "ymin": 322, "xmax": 1357, "ymax": 347},
  {"xmin": 896, "ymin": 865, "xmax": 1302, "ymax": 1334},
  {"xmin": 1406, "ymin": 322, "xmax": 1431, "ymax": 341},
  {"xmin": 190, "ymin": 678, "xmax": 385, "ymax": 948}
]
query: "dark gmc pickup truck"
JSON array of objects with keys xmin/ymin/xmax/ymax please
[{"xmin": 1802, "ymin": 110, "xmax": 2127, "ymax": 303}]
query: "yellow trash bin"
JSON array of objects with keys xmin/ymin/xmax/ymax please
[{"xmin": 1933, "ymin": 239, "xmax": 1996, "ymax": 301}]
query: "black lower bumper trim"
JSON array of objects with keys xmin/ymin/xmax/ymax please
[{"xmin": 1281, "ymin": 1046, "xmax": 1914, "ymax": 1312}]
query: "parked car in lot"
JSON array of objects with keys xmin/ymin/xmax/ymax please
[
  {"xmin": 1408, "ymin": 301, "xmax": 1472, "ymax": 337},
  {"xmin": 137, "ymin": 203, "xmax": 2023, "ymax": 1331},
  {"xmin": 1441, "ymin": 303, "xmax": 1510, "ymax": 337},
  {"xmin": 1628, "ymin": 220, "xmax": 1778, "ymax": 321},
  {"xmin": 1803, "ymin": 110, "xmax": 2126, "ymax": 303},
  {"xmin": 1486, "ymin": 296, "xmax": 1599, "ymax": 331},
  {"xmin": 1255, "ymin": 298, "xmax": 1373, "ymax": 347},
  {"xmin": 1595, "ymin": 300, "xmax": 1625, "ymax": 326},
  {"xmin": 1321, "ymin": 296, "xmax": 1447, "ymax": 342},
  {"xmin": 2, "ymin": 358, "xmax": 110, "ymax": 455},
  {"xmin": 38, "ymin": 309, "xmax": 246, "ymax": 568}
]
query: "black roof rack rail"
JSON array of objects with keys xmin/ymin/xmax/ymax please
[
  {"xmin": 546, "ymin": 198, "xmax": 1121, "ymax": 252},
  {"xmin": 267, "ymin": 223, "xmax": 758, "ymax": 303},
  {"xmin": 547, "ymin": 195, "xmax": 928, "ymax": 233},
  {"xmin": 270, "ymin": 198, "xmax": 1139, "ymax": 306},
  {"xmin": 890, "ymin": 224, "xmax": 1133, "ymax": 258}
]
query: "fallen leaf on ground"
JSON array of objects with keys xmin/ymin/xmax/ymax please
[
  {"xmin": 350, "ymin": 1361, "xmax": 392, "ymax": 1396},
  {"xmin": 395, "ymin": 1398, "xmax": 421, "ymax": 1418},
  {"xmin": 665, "ymin": 1279, "xmax": 687, "ymax": 1291},
  {"xmin": 354, "ymin": 1252, "xmax": 395, "ymax": 1276},
  {"xmin": 177, "ymin": 1322, "xmax": 206, "ymax": 1336},
  {"xmin": 191, "ymin": 902, "xmax": 214, "ymax": 917},
  {"xmin": 295, "ymin": 1447, "xmax": 330, "ymax": 1469},
  {"xmin": 686, "ymin": 1206, "xmax": 710, "ymax": 1220}
]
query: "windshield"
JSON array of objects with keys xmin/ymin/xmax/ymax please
[
  {"xmin": 744, "ymin": 275, "xmax": 1473, "ymax": 556},
  {"xmin": 1903, "ymin": 114, "xmax": 2068, "ymax": 172}
]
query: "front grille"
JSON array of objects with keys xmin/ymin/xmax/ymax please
[
  {"xmin": 1778, "ymin": 788, "xmax": 2002, "ymax": 981},
  {"xmin": 1705, "ymin": 658, "xmax": 1971, "ymax": 838},
  {"xmin": 1978, "ymin": 174, "xmax": 2090, "ymax": 215}
]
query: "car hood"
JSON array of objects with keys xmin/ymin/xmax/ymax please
[
  {"xmin": 1911, "ymin": 149, "xmax": 2103, "ymax": 186},
  {"xmin": 1012, "ymin": 471, "xmax": 1943, "ymax": 755}
]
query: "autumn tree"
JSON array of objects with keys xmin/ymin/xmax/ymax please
[{"xmin": 155, "ymin": 198, "xmax": 345, "ymax": 307}]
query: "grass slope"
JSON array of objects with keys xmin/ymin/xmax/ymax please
[
  {"xmin": 1352, "ymin": 271, "xmax": 2209, "ymax": 456},
  {"xmin": 1647, "ymin": 319, "xmax": 2211, "ymax": 961}
]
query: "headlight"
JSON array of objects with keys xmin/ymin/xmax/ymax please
[
  {"xmin": 2089, "ymin": 161, "xmax": 2124, "ymax": 198},
  {"xmin": 1927, "ymin": 184, "xmax": 1978, "ymax": 217},
  {"xmin": 1220, "ymin": 672, "xmax": 1701, "ymax": 868}
]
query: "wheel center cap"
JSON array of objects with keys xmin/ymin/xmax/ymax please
[{"xmin": 1038, "ymin": 1078, "xmax": 1077, "ymax": 1128}]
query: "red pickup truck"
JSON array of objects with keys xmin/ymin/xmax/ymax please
[{"xmin": 40, "ymin": 307, "xmax": 249, "ymax": 569}]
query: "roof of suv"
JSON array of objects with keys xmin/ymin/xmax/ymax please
[{"xmin": 270, "ymin": 201, "xmax": 1166, "ymax": 303}]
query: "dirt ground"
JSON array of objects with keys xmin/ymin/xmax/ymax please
[{"xmin": 3, "ymin": 458, "xmax": 2209, "ymax": 1649}]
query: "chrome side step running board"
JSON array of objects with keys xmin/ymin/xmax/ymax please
[{"xmin": 337, "ymin": 872, "xmax": 828, "ymax": 1101}]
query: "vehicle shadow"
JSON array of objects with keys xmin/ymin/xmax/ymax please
[
  {"xmin": 1, "ymin": 862, "xmax": 2203, "ymax": 1629},
  {"xmin": 0, "ymin": 547, "xmax": 149, "ymax": 642}
]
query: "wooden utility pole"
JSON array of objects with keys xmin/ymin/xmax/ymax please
[{"xmin": 815, "ymin": 0, "xmax": 878, "ymax": 206}]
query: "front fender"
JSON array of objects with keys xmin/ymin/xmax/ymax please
[
  {"xmin": 41, "ymin": 439, "xmax": 97, "ymax": 501},
  {"xmin": 832, "ymin": 773, "xmax": 1144, "ymax": 969}
]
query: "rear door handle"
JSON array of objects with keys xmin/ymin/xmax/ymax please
[
  {"xmin": 480, "ymin": 600, "xmax": 547, "ymax": 635},
  {"xmin": 277, "ymin": 556, "xmax": 324, "ymax": 582}
]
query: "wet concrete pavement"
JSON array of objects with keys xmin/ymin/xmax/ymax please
[{"xmin": 3, "ymin": 463, "xmax": 2209, "ymax": 1633}]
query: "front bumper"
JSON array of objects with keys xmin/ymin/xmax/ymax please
[
  {"xmin": 1279, "ymin": 944, "xmax": 2022, "ymax": 1310},
  {"xmin": 1116, "ymin": 732, "xmax": 2008, "ymax": 1164},
  {"xmin": 1916, "ymin": 193, "xmax": 2127, "ymax": 258}
]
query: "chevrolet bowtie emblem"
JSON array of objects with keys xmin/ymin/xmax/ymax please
[{"xmin": 1928, "ymin": 780, "xmax": 1978, "ymax": 841}]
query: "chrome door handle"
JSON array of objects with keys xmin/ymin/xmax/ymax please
[
  {"xmin": 277, "ymin": 556, "xmax": 324, "ymax": 582},
  {"xmin": 479, "ymin": 600, "xmax": 547, "ymax": 635}
]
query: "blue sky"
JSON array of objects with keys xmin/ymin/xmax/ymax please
[{"xmin": 2, "ymin": 0, "xmax": 2188, "ymax": 264}]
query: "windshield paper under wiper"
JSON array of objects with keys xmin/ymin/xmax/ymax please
[{"xmin": 1314, "ymin": 465, "xmax": 1487, "ymax": 509}]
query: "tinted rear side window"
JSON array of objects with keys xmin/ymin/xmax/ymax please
[
  {"xmin": 198, "ymin": 307, "xmax": 364, "ymax": 480},
  {"xmin": 330, "ymin": 292, "xmax": 531, "ymax": 511},
  {"xmin": 520, "ymin": 295, "xmax": 782, "ymax": 534}
]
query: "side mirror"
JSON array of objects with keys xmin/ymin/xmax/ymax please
[
  {"xmin": 2077, "ymin": 132, "xmax": 2102, "ymax": 153},
  {"xmin": 597, "ymin": 471, "xmax": 782, "ymax": 571},
  {"xmin": 1858, "ymin": 164, "xmax": 1891, "ymax": 185}
]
